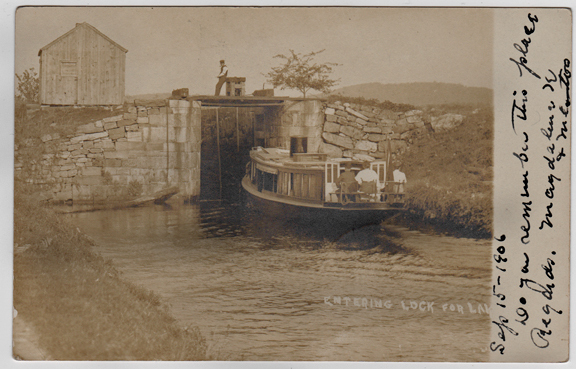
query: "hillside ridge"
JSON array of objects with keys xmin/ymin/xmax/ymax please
[{"xmin": 332, "ymin": 82, "xmax": 493, "ymax": 107}]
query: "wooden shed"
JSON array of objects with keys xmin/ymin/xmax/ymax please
[{"xmin": 38, "ymin": 22, "xmax": 128, "ymax": 105}]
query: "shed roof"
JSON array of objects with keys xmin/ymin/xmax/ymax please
[{"xmin": 38, "ymin": 22, "xmax": 128, "ymax": 56}]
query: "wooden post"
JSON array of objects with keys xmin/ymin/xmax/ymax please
[
  {"xmin": 216, "ymin": 108, "xmax": 222, "ymax": 200},
  {"xmin": 236, "ymin": 107, "xmax": 240, "ymax": 152},
  {"xmin": 252, "ymin": 112, "xmax": 256, "ymax": 147}
]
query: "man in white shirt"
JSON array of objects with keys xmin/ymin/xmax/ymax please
[
  {"xmin": 215, "ymin": 60, "xmax": 228, "ymax": 96},
  {"xmin": 393, "ymin": 165, "xmax": 407, "ymax": 193},
  {"xmin": 355, "ymin": 162, "xmax": 379, "ymax": 195}
]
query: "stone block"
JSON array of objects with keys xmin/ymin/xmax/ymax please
[
  {"xmin": 325, "ymin": 108, "xmax": 336, "ymax": 115},
  {"xmin": 322, "ymin": 132, "xmax": 354, "ymax": 150},
  {"xmin": 405, "ymin": 110, "xmax": 423, "ymax": 117},
  {"xmin": 123, "ymin": 113, "xmax": 137, "ymax": 120},
  {"xmin": 127, "ymin": 131, "xmax": 143, "ymax": 142},
  {"xmin": 103, "ymin": 115, "xmax": 123, "ymax": 123},
  {"xmin": 318, "ymin": 142, "xmax": 343, "ymax": 158},
  {"xmin": 137, "ymin": 116, "xmax": 149, "ymax": 124},
  {"xmin": 407, "ymin": 115, "xmax": 422, "ymax": 124},
  {"xmin": 355, "ymin": 117, "xmax": 368, "ymax": 126},
  {"xmin": 104, "ymin": 151, "xmax": 130, "ymax": 160},
  {"xmin": 105, "ymin": 158, "xmax": 122, "ymax": 167},
  {"xmin": 117, "ymin": 119, "xmax": 135, "ymax": 128},
  {"xmin": 345, "ymin": 107, "xmax": 369, "ymax": 121},
  {"xmin": 363, "ymin": 126, "xmax": 381, "ymax": 134},
  {"xmin": 360, "ymin": 110, "xmax": 375, "ymax": 119},
  {"xmin": 148, "ymin": 108, "xmax": 160, "ymax": 115},
  {"xmin": 352, "ymin": 153, "xmax": 375, "ymax": 162},
  {"xmin": 323, "ymin": 121, "xmax": 341, "ymax": 133},
  {"xmin": 326, "ymin": 114, "xmax": 338, "ymax": 122},
  {"xmin": 395, "ymin": 118, "xmax": 410, "ymax": 133},
  {"xmin": 60, "ymin": 164, "xmax": 76, "ymax": 171},
  {"xmin": 94, "ymin": 120, "xmax": 103, "ymax": 128},
  {"xmin": 115, "ymin": 141, "xmax": 146, "ymax": 151},
  {"xmin": 149, "ymin": 114, "xmax": 165, "ymax": 126},
  {"xmin": 367, "ymin": 134, "xmax": 386, "ymax": 142},
  {"xmin": 76, "ymin": 122, "xmax": 104, "ymax": 134},
  {"xmin": 333, "ymin": 117, "xmax": 346, "ymax": 127},
  {"xmin": 146, "ymin": 143, "xmax": 165, "ymax": 151},
  {"xmin": 105, "ymin": 167, "xmax": 131, "ymax": 176},
  {"xmin": 430, "ymin": 114, "xmax": 464, "ymax": 131},
  {"xmin": 355, "ymin": 140, "xmax": 378, "ymax": 152},
  {"xmin": 149, "ymin": 127, "xmax": 166, "ymax": 142},
  {"xmin": 108, "ymin": 128, "xmax": 126, "ymax": 140},
  {"xmin": 104, "ymin": 122, "xmax": 117, "ymax": 130},
  {"xmin": 340, "ymin": 125, "xmax": 363, "ymax": 140},
  {"xmin": 335, "ymin": 110, "xmax": 348, "ymax": 117},
  {"xmin": 70, "ymin": 131, "xmax": 109, "ymax": 143},
  {"xmin": 61, "ymin": 169, "xmax": 78, "ymax": 178},
  {"xmin": 175, "ymin": 127, "xmax": 187, "ymax": 143},
  {"xmin": 125, "ymin": 124, "xmax": 140, "ymax": 132},
  {"xmin": 83, "ymin": 141, "xmax": 94, "ymax": 149},
  {"xmin": 77, "ymin": 175, "xmax": 102, "ymax": 186},
  {"xmin": 99, "ymin": 141, "xmax": 115, "ymax": 150},
  {"xmin": 128, "ymin": 106, "xmax": 137, "ymax": 114}
]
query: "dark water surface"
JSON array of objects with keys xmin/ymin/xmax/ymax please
[{"xmin": 69, "ymin": 202, "xmax": 491, "ymax": 361}]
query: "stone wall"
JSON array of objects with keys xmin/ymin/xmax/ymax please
[
  {"xmin": 263, "ymin": 100, "xmax": 324, "ymax": 152},
  {"xmin": 318, "ymin": 101, "xmax": 464, "ymax": 162},
  {"xmin": 15, "ymin": 99, "xmax": 201, "ymax": 203}
]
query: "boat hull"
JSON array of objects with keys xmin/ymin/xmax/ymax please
[{"xmin": 242, "ymin": 176, "xmax": 403, "ymax": 225}]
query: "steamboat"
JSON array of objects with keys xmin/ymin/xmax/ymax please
[{"xmin": 242, "ymin": 137, "xmax": 406, "ymax": 222}]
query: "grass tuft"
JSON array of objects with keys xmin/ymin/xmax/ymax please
[{"xmin": 14, "ymin": 186, "xmax": 207, "ymax": 360}]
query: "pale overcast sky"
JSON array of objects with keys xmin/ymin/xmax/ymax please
[{"xmin": 15, "ymin": 7, "xmax": 493, "ymax": 97}]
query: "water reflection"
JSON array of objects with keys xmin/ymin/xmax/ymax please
[{"xmin": 69, "ymin": 202, "xmax": 491, "ymax": 361}]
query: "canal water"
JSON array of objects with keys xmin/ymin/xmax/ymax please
[{"xmin": 69, "ymin": 202, "xmax": 491, "ymax": 362}]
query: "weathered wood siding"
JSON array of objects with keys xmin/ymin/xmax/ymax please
[{"xmin": 39, "ymin": 23, "xmax": 126, "ymax": 105}]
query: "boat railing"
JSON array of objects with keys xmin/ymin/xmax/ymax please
[{"xmin": 329, "ymin": 180, "xmax": 406, "ymax": 205}]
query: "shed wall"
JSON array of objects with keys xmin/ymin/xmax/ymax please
[{"xmin": 40, "ymin": 25, "xmax": 125, "ymax": 105}]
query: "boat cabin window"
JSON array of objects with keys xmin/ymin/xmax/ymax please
[{"xmin": 255, "ymin": 169, "xmax": 277, "ymax": 193}]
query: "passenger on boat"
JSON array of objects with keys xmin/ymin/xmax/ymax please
[
  {"xmin": 356, "ymin": 162, "xmax": 379, "ymax": 199},
  {"xmin": 393, "ymin": 165, "xmax": 407, "ymax": 193},
  {"xmin": 335, "ymin": 162, "xmax": 359, "ymax": 195}
]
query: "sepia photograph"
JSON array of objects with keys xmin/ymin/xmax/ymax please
[{"xmin": 10, "ymin": 5, "xmax": 571, "ymax": 365}]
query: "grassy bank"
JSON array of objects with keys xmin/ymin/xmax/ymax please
[
  {"xmin": 13, "ymin": 185, "xmax": 208, "ymax": 360},
  {"xmin": 399, "ymin": 105, "xmax": 493, "ymax": 238}
]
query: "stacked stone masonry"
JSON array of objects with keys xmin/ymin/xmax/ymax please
[
  {"xmin": 17, "ymin": 100, "xmax": 202, "ymax": 203},
  {"xmin": 318, "ymin": 101, "xmax": 464, "ymax": 162}
]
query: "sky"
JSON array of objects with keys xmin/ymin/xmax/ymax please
[{"xmin": 15, "ymin": 7, "xmax": 493, "ymax": 97}]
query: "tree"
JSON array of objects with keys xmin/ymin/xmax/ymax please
[
  {"xmin": 265, "ymin": 49, "xmax": 339, "ymax": 98},
  {"xmin": 15, "ymin": 68, "xmax": 39, "ymax": 103}
]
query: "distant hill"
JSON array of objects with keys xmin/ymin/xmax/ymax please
[{"xmin": 332, "ymin": 82, "xmax": 493, "ymax": 107}]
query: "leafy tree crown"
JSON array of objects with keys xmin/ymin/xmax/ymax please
[
  {"xmin": 15, "ymin": 68, "xmax": 39, "ymax": 103},
  {"xmin": 265, "ymin": 49, "xmax": 339, "ymax": 98}
]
